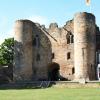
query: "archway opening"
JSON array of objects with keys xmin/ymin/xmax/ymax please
[{"xmin": 48, "ymin": 62, "xmax": 60, "ymax": 81}]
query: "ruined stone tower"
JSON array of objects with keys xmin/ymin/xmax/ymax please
[
  {"xmin": 74, "ymin": 12, "xmax": 96, "ymax": 81},
  {"xmin": 14, "ymin": 20, "xmax": 33, "ymax": 81},
  {"xmin": 13, "ymin": 12, "xmax": 100, "ymax": 82}
]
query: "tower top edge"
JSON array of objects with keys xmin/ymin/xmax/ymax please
[
  {"xmin": 74, "ymin": 12, "xmax": 95, "ymax": 18},
  {"xmin": 15, "ymin": 19, "xmax": 35, "ymax": 24}
]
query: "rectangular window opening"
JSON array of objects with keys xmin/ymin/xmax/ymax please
[
  {"xmin": 36, "ymin": 54, "xmax": 40, "ymax": 61},
  {"xmin": 67, "ymin": 52, "xmax": 71, "ymax": 60},
  {"xmin": 52, "ymin": 53, "xmax": 55, "ymax": 59}
]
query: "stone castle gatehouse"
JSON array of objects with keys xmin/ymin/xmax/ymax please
[{"xmin": 14, "ymin": 12, "xmax": 100, "ymax": 82}]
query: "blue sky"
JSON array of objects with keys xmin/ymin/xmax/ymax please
[{"xmin": 0, "ymin": 0, "xmax": 100, "ymax": 44}]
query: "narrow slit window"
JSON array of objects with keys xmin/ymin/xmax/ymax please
[
  {"xmin": 67, "ymin": 52, "xmax": 71, "ymax": 60},
  {"xmin": 33, "ymin": 38, "xmax": 36, "ymax": 46},
  {"xmin": 67, "ymin": 36, "xmax": 70, "ymax": 44},
  {"xmin": 33, "ymin": 35, "xmax": 40, "ymax": 47},
  {"xmin": 71, "ymin": 35, "xmax": 74, "ymax": 43},
  {"xmin": 52, "ymin": 53, "xmax": 55, "ymax": 59},
  {"xmin": 72, "ymin": 67, "xmax": 75, "ymax": 74},
  {"xmin": 36, "ymin": 54, "xmax": 40, "ymax": 61},
  {"xmin": 36, "ymin": 35, "xmax": 40, "ymax": 47}
]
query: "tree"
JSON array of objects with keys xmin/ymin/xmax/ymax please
[{"xmin": 0, "ymin": 38, "xmax": 14, "ymax": 65}]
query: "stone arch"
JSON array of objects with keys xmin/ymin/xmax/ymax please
[{"xmin": 47, "ymin": 62, "xmax": 60, "ymax": 81}]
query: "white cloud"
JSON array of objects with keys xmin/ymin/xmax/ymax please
[{"xmin": 28, "ymin": 15, "xmax": 49, "ymax": 27}]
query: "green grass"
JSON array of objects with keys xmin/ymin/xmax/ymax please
[{"xmin": 0, "ymin": 87, "xmax": 100, "ymax": 100}]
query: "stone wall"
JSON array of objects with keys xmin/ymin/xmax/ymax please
[
  {"xmin": 47, "ymin": 21, "xmax": 74, "ymax": 80},
  {"xmin": 32, "ymin": 24, "xmax": 52, "ymax": 80},
  {"xmin": 0, "ymin": 65, "xmax": 13, "ymax": 84}
]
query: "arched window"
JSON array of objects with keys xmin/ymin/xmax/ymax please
[{"xmin": 66, "ymin": 32, "xmax": 74, "ymax": 44}]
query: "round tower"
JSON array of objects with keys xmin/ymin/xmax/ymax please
[
  {"xmin": 74, "ymin": 12, "xmax": 96, "ymax": 82},
  {"xmin": 14, "ymin": 20, "xmax": 34, "ymax": 81}
]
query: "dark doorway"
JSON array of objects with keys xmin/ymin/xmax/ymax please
[{"xmin": 48, "ymin": 62, "xmax": 60, "ymax": 81}]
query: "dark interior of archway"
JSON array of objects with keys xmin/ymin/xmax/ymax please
[{"xmin": 48, "ymin": 63, "xmax": 60, "ymax": 81}]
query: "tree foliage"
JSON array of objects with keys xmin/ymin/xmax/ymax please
[{"xmin": 0, "ymin": 38, "xmax": 14, "ymax": 65}]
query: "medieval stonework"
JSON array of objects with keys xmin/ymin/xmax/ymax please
[{"xmin": 14, "ymin": 12, "xmax": 100, "ymax": 82}]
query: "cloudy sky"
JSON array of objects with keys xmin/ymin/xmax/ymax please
[{"xmin": 0, "ymin": 0, "xmax": 100, "ymax": 44}]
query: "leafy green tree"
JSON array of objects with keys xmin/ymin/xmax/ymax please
[{"xmin": 0, "ymin": 38, "xmax": 14, "ymax": 65}]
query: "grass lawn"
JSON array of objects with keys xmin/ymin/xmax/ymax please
[{"xmin": 0, "ymin": 87, "xmax": 100, "ymax": 100}]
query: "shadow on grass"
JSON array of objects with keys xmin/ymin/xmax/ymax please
[{"xmin": 0, "ymin": 81, "xmax": 56, "ymax": 90}]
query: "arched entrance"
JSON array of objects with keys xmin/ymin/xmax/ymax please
[{"xmin": 48, "ymin": 62, "xmax": 60, "ymax": 81}]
